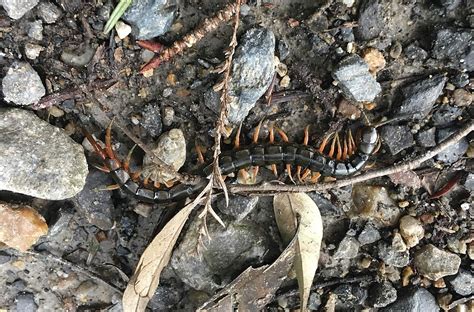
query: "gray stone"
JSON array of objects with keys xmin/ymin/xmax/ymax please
[
  {"xmin": 367, "ymin": 281, "xmax": 397, "ymax": 308},
  {"xmin": 36, "ymin": 1, "xmax": 61, "ymax": 23},
  {"xmin": 2, "ymin": 62, "xmax": 45, "ymax": 106},
  {"xmin": 334, "ymin": 235, "xmax": 360, "ymax": 259},
  {"xmin": 73, "ymin": 170, "xmax": 114, "ymax": 230},
  {"xmin": 465, "ymin": 173, "xmax": 474, "ymax": 191},
  {"xmin": 396, "ymin": 75, "xmax": 447, "ymax": 120},
  {"xmin": 380, "ymin": 287, "xmax": 438, "ymax": 312},
  {"xmin": 448, "ymin": 269, "xmax": 474, "ymax": 296},
  {"xmin": 358, "ymin": 222, "xmax": 381, "ymax": 245},
  {"xmin": 333, "ymin": 284, "xmax": 368, "ymax": 310},
  {"xmin": 142, "ymin": 128, "xmax": 186, "ymax": 183},
  {"xmin": 171, "ymin": 218, "xmax": 271, "ymax": 292},
  {"xmin": 380, "ymin": 125, "xmax": 414, "ymax": 155},
  {"xmin": 399, "ymin": 215, "xmax": 424, "ymax": 248},
  {"xmin": 149, "ymin": 283, "xmax": 183, "ymax": 311},
  {"xmin": 15, "ymin": 292, "xmax": 37, "ymax": 312},
  {"xmin": 27, "ymin": 20, "xmax": 43, "ymax": 40},
  {"xmin": 226, "ymin": 28, "xmax": 275, "ymax": 124},
  {"xmin": 308, "ymin": 292, "xmax": 321, "ymax": 310},
  {"xmin": 404, "ymin": 43, "xmax": 428, "ymax": 61},
  {"xmin": 48, "ymin": 206, "xmax": 74, "ymax": 237},
  {"xmin": 436, "ymin": 127, "xmax": 468, "ymax": 163},
  {"xmin": 60, "ymin": 44, "xmax": 96, "ymax": 67},
  {"xmin": 332, "ymin": 55, "xmax": 381, "ymax": 102},
  {"xmin": 437, "ymin": 0, "xmax": 461, "ymax": 10},
  {"xmin": 216, "ymin": 194, "xmax": 259, "ymax": 221},
  {"xmin": 378, "ymin": 242, "xmax": 410, "ymax": 267},
  {"xmin": 1, "ymin": 0, "xmax": 39, "ymax": 19},
  {"xmin": 0, "ymin": 108, "xmax": 88, "ymax": 200},
  {"xmin": 451, "ymin": 72, "xmax": 469, "ymax": 88},
  {"xmin": 432, "ymin": 28, "xmax": 474, "ymax": 71},
  {"xmin": 432, "ymin": 105, "xmax": 462, "ymax": 126},
  {"xmin": 354, "ymin": 0, "xmax": 384, "ymax": 41},
  {"xmin": 140, "ymin": 103, "xmax": 162, "ymax": 138},
  {"xmin": 123, "ymin": 0, "xmax": 177, "ymax": 40},
  {"xmin": 0, "ymin": 251, "xmax": 11, "ymax": 264},
  {"xmin": 414, "ymin": 244, "xmax": 461, "ymax": 280},
  {"xmin": 416, "ymin": 127, "xmax": 436, "ymax": 148}
]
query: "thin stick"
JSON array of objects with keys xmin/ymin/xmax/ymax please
[{"xmin": 229, "ymin": 120, "xmax": 474, "ymax": 194}]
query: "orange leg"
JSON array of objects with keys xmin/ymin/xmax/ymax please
[
  {"xmin": 303, "ymin": 126, "xmax": 309, "ymax": 146},
  {"xmin": 269, "ymin": 125, "xmax": 275, "ymax": 144},
  {"xmin": 373, "ymin": 138, "xmax": 382, "ymax": 154},
  {"xmin": 319, "ymin": 133, "xmax": 333, "ymax": 154},
  {"xmin": 252, "ymin": 166, "xmax": 260, "ymax": 181},
  {"xmin": 234, "ymin": 123, "xmax": 242, "ymax": 149},
  {"xmin": 286, "ymin": 164, "xmax": 295, "ymax": 184},
  {"xmin": 105, "ymin": 121, "xmax": 117, "ymax": 161},
  {"xmin": 348, "ymin": 129, "xmax": 356, "ymax": 155},
  {"xmin": 342, "ymin": 135, "xmax": 348, "ymax": 160},
  {"xmin": 195, "ymin": 144, "xmax": 205, "ymax": 164},
  {"xmin": 100, "ymin": 184, "xmax": 121, "ymax": 191},
  {"xmin": 164, "ymin": 179, "xmax": 175, "ymax": 188},
  {"xmin": 154, "ymin": 181, "xmax": 161, "ymax": 189},
  {"xmin": 296, "ymin": 166, "xmax": 303, "ymax": 182},
  {"xmin": 124, "ymin": 144, "xmax": 137, "ymax": 173},
  {"xmin": 131, "ymin": 170, "xmax": 142, "ymax": 181},
  {"xmin": 82, "ymin": 129, "xmax": 107, "ymax": 160},
  {"xmin": 301, "ymin": 168, "xmax": 312, "ymax": 181},
  {"xmin": 335, "ymin": 133, "xmax": 342, "ymax": 161},
  {"xmin": 253, "ymin": 120, "xmax": 264, "ymax": 144},
  {"xmin": 93, "ymin": 164, "xmax": 110, "ymax": 173},
  {"xmin": 271, "ymin": 164, "xmax": 278, "ymax": 177},
  {"xmin": 310, "ymin": 172, "xmax": 321, "ymax": 183},
  {"xmin": 275, "ymin": 127, "xmax": 289, "ymax": 142},
  {"xmin": 238, "ymin": 169, "xmax": 250, "ymax": 182},
  {"xmin": 328, "ymin": 133, "xmax": 338, "ymax": 158},
  {"xmin": 143, "ymin": 176, "xmax": 150, "ymax": 188}
]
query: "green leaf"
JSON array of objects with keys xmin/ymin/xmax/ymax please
[{"xmin": 104, "ymin": 0, "xmax": 133, "ymax": 34}]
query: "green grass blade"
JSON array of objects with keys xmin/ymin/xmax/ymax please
[{"xmin": 103, "ymin": 0, "xmax": 133, "ymax": 34}]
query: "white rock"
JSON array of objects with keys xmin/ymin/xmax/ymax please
[
  {"xmin": 399, "ymin": 215, "xmax": 424, "ymax": 248},
  {"xmin": 115, "ymin": 21, "xmax": 132, "ymax": 39}
]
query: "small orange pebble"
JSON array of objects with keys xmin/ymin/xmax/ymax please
[{"xmin": 287, "ymin": 18, "xmax": 300, "ymax": 28}]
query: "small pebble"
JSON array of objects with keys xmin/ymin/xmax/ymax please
[
  {"xmin": 452, "ymin": 89, "xmax": 472, "ymax": 107},
  {"xmin": 398, "ymin": 201, "xmax": 409, "ymax": 208},
  {"xmin": 48, "ymin": 106, "xmax": 64, "ymax": 118},
  {"xmin": 389, "ymin": 41, "xmax": 402, "ymax": 59},
  {"xmin": 279, "ymin": 75, "xmax": 290, "ymax": 88},
  {"xmin": 399, "ymin": 215, "xmax": 424, "ymax": 248},
  {"xmin": 363, "ymin": 47, "xmax": 386, "ymax": 74},
  {"xmin": 414, "ymin": 244, "xmax": 461, "ymax": 280},
  {"xmin": 36, "ymin": 1, "xmax": 61, "ymax": 23},
  {"xmin": 392, "ymin": 232, "xmax": 407, "ymax": 252},
  {"xmin": 27, "ymin": 21, "xmax": 43, "ymax": 41},
  {"xmin": 162, "ymin": 107, "xmax": 175, "ymax": 126},
  {"xmin": 115, "ymin": 21, "xmax": 132, "ymax": 39},
  {"xmin": 24, "ymin": 43, "xmax": 44, "ymax": 60},
  {"xmin": 2, "ymin": 62, "xmax": 45, "ymax": 106},
  {"xmin": 276, "ymin": 62, "xmax": 288, "ymax": 77}
]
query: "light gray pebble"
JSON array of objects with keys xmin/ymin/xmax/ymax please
[
  {"xmin": 1, "ymin": 0, "xmax": 39, "ymax": 19},
  {"xmin": 2, "ymin": 62, "xmax": 45, "ymax": 106}
]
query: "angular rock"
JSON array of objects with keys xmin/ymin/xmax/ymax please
[
  {"xmin": 367, "ymin": 281, "xmax": 397, "ymax": 308},
  {"xmin": 380, "ymin": 125, "xmax": 414, "ymax": 155},
  {"xmin": 378, "ymin": 241, "xmax": 410, "ymax": 267},
  {"xmin": 226, "ymin": 28, "xmax": 275, "ymax": 124},
  {"xmin": 451, "ymin": 73, "xmax": 469, "ymax": 88},
  {"xmin": 396, "ymin": 75, "xmax": 447, "ymax": 120},
  {"xmin": 0, "ymin": 108, "xmax": 88, "ymax": 199},
  {"xmin": 436, "ymin": 127, "xmax": 468, "ymax": 163},
  {"xmin": 27, "ymin": 20, "xmax": 43, "ymax": 40},
  {"xmin": 432, "ymin": 105, "xmax": 462, "ymax": 126},
  {"xmin": 333, "ymin": 284, "xmax": 368, "ymax": 310},
  {"xmin": 332, "ymin": 54, "xmax": 381, "ymax": 102},
  {"xmin": 36, "ymin": 1, "xmax": 61, "ymax": 23},
  {"xmin": 73, "ymin": 171, "xmax": 114, "ymax": 230},
  {"xmin": 465, "ymin": 173, "xmax": 474, "ymax": 191},
  {"xmin": 1, "ymin": 0, "xmax": 39, "ymax": 19},
  {"xmin": 0, "ymin": 201, "xmax": 48, "ymax": 252},
  {"xmin": 354, "ymin": 0, "xmax": 384, "ymax": 41},
  {"xmin": 142, "ymin": 128, "xmax": 186, "ymax": 183},
  {"xmin": 416, "ymin": 127, "xmax": 436, "ymax": 148},
  {"xmin": 350, "ymin": 185, "xmax": 400, "ymax": 226},
  {"xmin": 0, "ymin": 251, "xmax": 12, "ymax": 264},
  {"xmin": 171, "ymin": 218, "xmax": 271, "ymax": 292},
  {"xmin": 404, "ymin": 43, "xmax": 428, "ymax": 62},
  {"xmin": 334, "ymin": 235, "xmax": 360, "ymax": 259},
  {"xmin": 414, "ymin": 244, "xmax": 461, "ymax": 280},
  {"xmin": 380, "ymin": 287, "xmax": 438, "ymax": 312},
  {"xmin": 140, "ymin": 103, "xmax": 162, "ymax": 138},
  {"xmin": 2, "ymin": 62, "xmax": 45, "ymax": 106},
  {"xmin": 432, "ymin": 28, "xmax": 474, "ymax": 71},
  {"xmin": 216, "ymin": 194, "xmax": 259, "ymax": 221},
  {"xmin": 15, "ymin": 292, "xmax": 38, "ymax": 312},
  {"xmin": 123, "ymin": 0, "xmax": 176, "ymax": 40},
  {"xmin": 452, "ymin": 89, "xmax": 473, "ymax": 107},
  {"xmin": 358, "ymin": 222, "xmax": 381, "ymax": 245},
  {"xmin": 448, "ymin": 269, "xmax": 474, "ymax": 296},
  {"xmin": 399, "ymin": 215, "xmax": 424, "ymax": 248}
]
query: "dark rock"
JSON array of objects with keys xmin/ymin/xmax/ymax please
[
  {"xmin": 332, "ymin": 55, "xmax": 381, "ymax": 102},
  {"xmin": 36, "ymin": 1, "xmax": 61, "ymax": 23},
  {"xmin": 432, "ymin": 28, "xmax": 474, "ymax": 71},
  {"xmin": 149, "ymin": 283, "xmax": 183, "ymax": 310},
  {"xmin": 339, "ymin": 27, "xmax": 355, "ymax": 42},
  {"xmin": 0, "ymin": 108, "xmax": 88, "ymax": 199},
  {"xmin": 334, "ymin": 235, "xmax": 360, "ymax": 259},
  {"xmin": 451, "ymin": 72, "xmax": 470, "ymax": 88},
  {"xmin": 380, "ymin": 125, "xmax": 414, "ymax": 155},
  {"xmin": 15, "ymin": 292, "xmax": 37, "ymax": 312},
  {"xmin": 367, "ymin": 281, "xmax": 397, "ymax": 308},
  {"xmin": 414, "ymin": 244, "xmax": 461, "ymax": 280},
  {"xmin": 140, "ymin": 103, "xmax": 163, "ymax": 138},
  {"xmin": 358, "ymin": 222, "xmax": 381, "ymax": 245},
  {"xmin": 0, "ymin": 251, "xmax": 12, "ymax": 264},
  {"xmin": 308, "ymin": 292, "xmax": 321, "ymax": 310},
  {"xmin": 396, "ymin": 75, "xmax": 447, "ymax": 120},
  {"xmin": 355, "ymin": 0, "xmax": 384, "ymax": 41},
  {"xmin": 309, "ymin": 34, "xmax": 330, "ymax": 55},
  {"xmin": 448, "ymin": 269, "xmax": 474, "ymax": 296},
  {"xmin": 123, "ymin": 0, "xmax": 177, "ymax": 40},
  {"xmin": 437, "ymin": 0, "xmax": 461, "ymax": 10},
  {"xmin": 404, "ymin": 42, "xmax": 428, "ymax": 61},
  {"xmin": 277, "ymin": 39, "xmax": 290, "ymax": 60},
  {"xmin": 48, "ymin": 206, "xmax": 74, "ymax": 237},
  {"xmin": 378, "ymin": 242, "xmax": 410, "ymax": 267},
  {"xmin": 465, "ymin": 173, "xmax": 474, "ymax": 191},
  {"xmin": 380, "ymin": 287, "xmax": 438, "ymax": 312},
  {"xmin": 11, "ymin": 278, "xmax": 27, "ymax": 290},
  {"xmin": 432, "ymin": 105, "xmax": 462, "ymax": 126},
  {"xmin": 436, "ymin": 127, "xmax": 468, "ymax": 163},
  {"xmin": 416, "ymin": 127, "xmax": 436, "ymax": 148},
  {"xmin": 73, "ymin": 170, "xmax": 114, "ymax": 230},
  {"xmin": 1, "ymin": 0, "xmax": 39, "ymax": 19},
  {"xmin": 333, "ymin": 284, "xmax": 368, "ymax": 310},
  {"xmin": 171, "ymin": 218, "xmax": 272, "ymax": 292},
  {"xmin": 2, "ymin": 62, "xmax": 45, "ymax": 106},
  {"xmin": 226, "ymin": 28, "xmax": 275, "ymax": 124},
  {"xmin": 216, "ymin": 194, "xmax": 258, "ymax": 221}
]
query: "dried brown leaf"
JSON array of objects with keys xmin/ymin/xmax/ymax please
[
  {"xmin": 273, "ymin": 193, "xmax": 323, "ymax": 312},
  {"xmin": 122, "ymin": 197, "xmax": 203, "ymax": 312}
]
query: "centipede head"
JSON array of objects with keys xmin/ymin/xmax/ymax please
[{"xmin": 357, "ymin": 126, "xmax": 379, "ymax": 155}]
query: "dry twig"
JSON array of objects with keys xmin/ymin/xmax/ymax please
[
  {"xmin": 229, "ymin": 120, "xmax": 474, "ymax": 195},
  {"xmin": 139, "ymin": 2, "xmax": 240, "ymax": 73}
]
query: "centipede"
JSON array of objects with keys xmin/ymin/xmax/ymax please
[{"xmin": 83, "ymin": 122, "xmax": 380, "ymax": 204}]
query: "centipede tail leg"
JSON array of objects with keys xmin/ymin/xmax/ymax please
[
  {"xmin": 105, "ymin": 121, "xmax": 119, "ymax": 162},
  {"xmin": 342, "ymin": 135, "xmax": 348, "ymax": 160},
  {"xmin": 195, "ymin": 144, "xmax": 206, "ymax": 164},
  {"xmin": 311, "ymin": 172, "xmax": 321, "ymax": 183},
  {"xmin": 328, "ymin": 132, "xmax": 338, "ymax": 158},
  {"xmin": 234, "ymin": 123, "xmax": 242, "ymax": 149},
  {"xmin": 123, "ymin": 144, "xmax": 137, "ymax": 172},
  {"xmin": 301, "ymin": 168, "xmax": 311, "ymax": 181},
  {"xmin": 93, "ymin": 164, "xmax": 111, "ymax": 173},
  {"xmin": 373, "ymin": 138, "xmax": 382, "ymax": 154},
  {"xmin": 164, "ymin": 180, "xmax": 175, "ymax": 188},
  {"xmin": 83, "ymin": 129, "xmax": 108, "ymax": 160},
  {"xmin": 275, "ymin": 127, "xmax": 289, "ymax": 142},
  {"xmin": 319, "ymin": 132, "xmax": 332, "ymax": 154},
  {"xmin": 253, "ymin": 120, "xmax": 263, "ymax": 144},
  {"xmin": 335, "ymin": 133, "xmax": 343, "ymax": 160}
]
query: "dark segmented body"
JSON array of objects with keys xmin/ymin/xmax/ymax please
[{"xmin": 105, "ymin": 127, "xmax": 379, "ymax": 204}]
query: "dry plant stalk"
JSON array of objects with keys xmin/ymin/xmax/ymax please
[{"xmin": 140, "ymin": 2, "xmax": 240, "ymax": 73}]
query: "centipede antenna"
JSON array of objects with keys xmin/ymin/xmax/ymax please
[
  {"xmin": 234, "ymin": 122, "xmax": 242, "ymax": 149},
  {"xmin": 82, "ymin": 128, "xmax": 107, "ymax": 160},
  {"xmin": 361, "ymin": 110, "xmax": 371, "ymax": 126},
  {"xmin": 372, "ymin": 114, "xmax": 412, "ymax": 128}
]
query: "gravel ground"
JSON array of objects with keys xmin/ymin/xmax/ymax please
[{"xmin": 0, "ymin": 0, "xmax": 473, "ymax": 311}]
